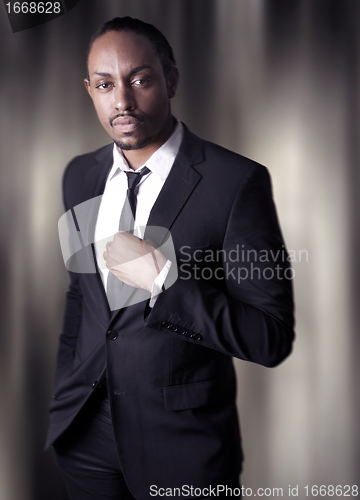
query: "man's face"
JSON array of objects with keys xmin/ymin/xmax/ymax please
[{"xmin": 85, "ymin": 30, "xmax": 178, "ymax": 151}]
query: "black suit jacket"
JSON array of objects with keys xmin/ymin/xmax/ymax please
[{"xmin": 47, "ymin": 124, "xmax": 294, "ymax": 498}]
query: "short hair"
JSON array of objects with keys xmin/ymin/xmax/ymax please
[{"xmin": 87, "ymin": 16, "xmax": 176, "ymax": 77}]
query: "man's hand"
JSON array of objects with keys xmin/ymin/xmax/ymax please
[{"xmin": 103, "ymin": 231, "xmax": 167, "ymax": 292}]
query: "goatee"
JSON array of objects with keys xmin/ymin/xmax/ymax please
[{"xmin": 114, "ymin": 136, "xmax": 153, "ymax": 151}]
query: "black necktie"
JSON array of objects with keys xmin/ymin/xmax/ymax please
[
  {"xmin": 118, "ymin": 167, "xmax": 150, "ymax": 232},
  {"xmin": 106, "ymin": 167, "xmax": 151, "ymax": 306}
]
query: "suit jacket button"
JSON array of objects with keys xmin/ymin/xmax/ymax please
[
  {"xmin": 193, "ymin": 334, "xmax": 202, "ymax": 341},
  {"xmin": 177, "ymin": 327, "xmax": 185, "ymax": 334},
  {"xmin": 184, "ymin": 330, "xmax": 192, "ymax": 337},
  {"xmin": 162, "ymin": 322, "xmax": 171, "ymax": 328},
  {"xmin": 107, "ymin": 330, "xmax": 118, "ymax": 341},
  {"xmin": 92, "ymin": 381, "xmax": 98, "ymax": 389}
]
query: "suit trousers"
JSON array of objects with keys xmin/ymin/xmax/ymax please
[
  {"xmin": 53, "ymin": 387, "xmax": 135, "ymax": 500},
  {"xmin": 52, "ymin": 386, "xmax": 239, "ymax": 500}
]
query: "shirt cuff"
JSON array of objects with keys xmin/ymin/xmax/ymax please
[{"xmin": 149, "ymin": 259, "xmax": 172, "ymax": 308}]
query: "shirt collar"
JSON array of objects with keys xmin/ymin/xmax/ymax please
[{"xmin": 109, "ymin": 121, "xmax": 183, "ymax": 182}]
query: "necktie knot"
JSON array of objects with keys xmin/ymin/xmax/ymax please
[{"xmin": 126, "ymin": 167, "xmax": 150, "ymax": 191}]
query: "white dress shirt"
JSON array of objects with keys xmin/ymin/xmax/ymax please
[{"xmin": 94, "ymin": 121, "xmax": 183, "ymax": 306}]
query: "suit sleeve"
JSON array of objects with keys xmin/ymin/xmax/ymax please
[{"xmin": 145, "ymin": 164, "xmax": 295, "ymax": 368}]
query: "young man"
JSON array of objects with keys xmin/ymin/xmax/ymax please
[{"xmin": 47, "ymin": 17, "xmax": 294, "ymax": 500}]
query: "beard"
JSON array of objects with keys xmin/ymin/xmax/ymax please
[{"xmin": 113, "ymin": 134, "xmax": 153, "ymax": 151}]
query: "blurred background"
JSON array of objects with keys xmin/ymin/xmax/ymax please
[{"xmin": 0, "ymin": 0, "xmax": 359, "ymax": 498}]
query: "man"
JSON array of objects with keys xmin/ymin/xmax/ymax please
[{"xmin": 47, "ymin": 16, "xmax": 295, "ymax": 500}]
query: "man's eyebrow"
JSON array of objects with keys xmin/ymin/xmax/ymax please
[
  {"xmin": 127, "ymin": 65, "xmax": 153, "ymax": 77},
  {"xmin": 90, "ymin": 66, "xmax": 153, "ymax": 79},
  {"xmin": 91, "ymin": 72, "xmax": 112, "ymax": 78}
]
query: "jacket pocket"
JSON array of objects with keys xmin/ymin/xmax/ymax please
[{"xmin": 163, "ymin": 380, "xmax": 214, "ymax": 411}]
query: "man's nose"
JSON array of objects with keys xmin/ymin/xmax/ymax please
[{"xmin": 114, "ymin": 83, "xmax": 135, "ymax": 112}]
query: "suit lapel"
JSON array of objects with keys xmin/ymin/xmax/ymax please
[
  {"xmin": 80, "ymin": 145, "xmax": 114, "ymax": 245},
  {"xmin": 76, "ymin": 145, "xmax": 114, "ymax": 320},
  {"xmin": 145, "ymin": 125, "xmax": 204, "ymax": 240}
]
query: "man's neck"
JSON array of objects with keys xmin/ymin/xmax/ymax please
[{"xmin": 121, "ymin": 115, "xmax": 177, "ymax": 171}]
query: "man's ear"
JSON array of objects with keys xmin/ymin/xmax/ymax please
[
  {"xmin": 84, "ymin": 78, "xmax": 92, "ymax": 97},
  {"xmin": 166, "ymin": 66, "xmax": 179, "ymax": 99}
]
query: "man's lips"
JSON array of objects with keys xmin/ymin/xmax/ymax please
[{"xmin": 111, "ymin": 115, "xmax": 143, "ymax": 133}]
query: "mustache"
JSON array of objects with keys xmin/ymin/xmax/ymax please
[{"xmin": 109, "ymin": 112, "xmax": 145, "ymax": 127}]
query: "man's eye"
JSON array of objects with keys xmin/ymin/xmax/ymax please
[
  {"xmin": 132, "ymin": 78, "xmax": 149, "ymax": 86},
  {"xmin": 96, "ymin": 83, "xmax": 112, "ymax": 90}
]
